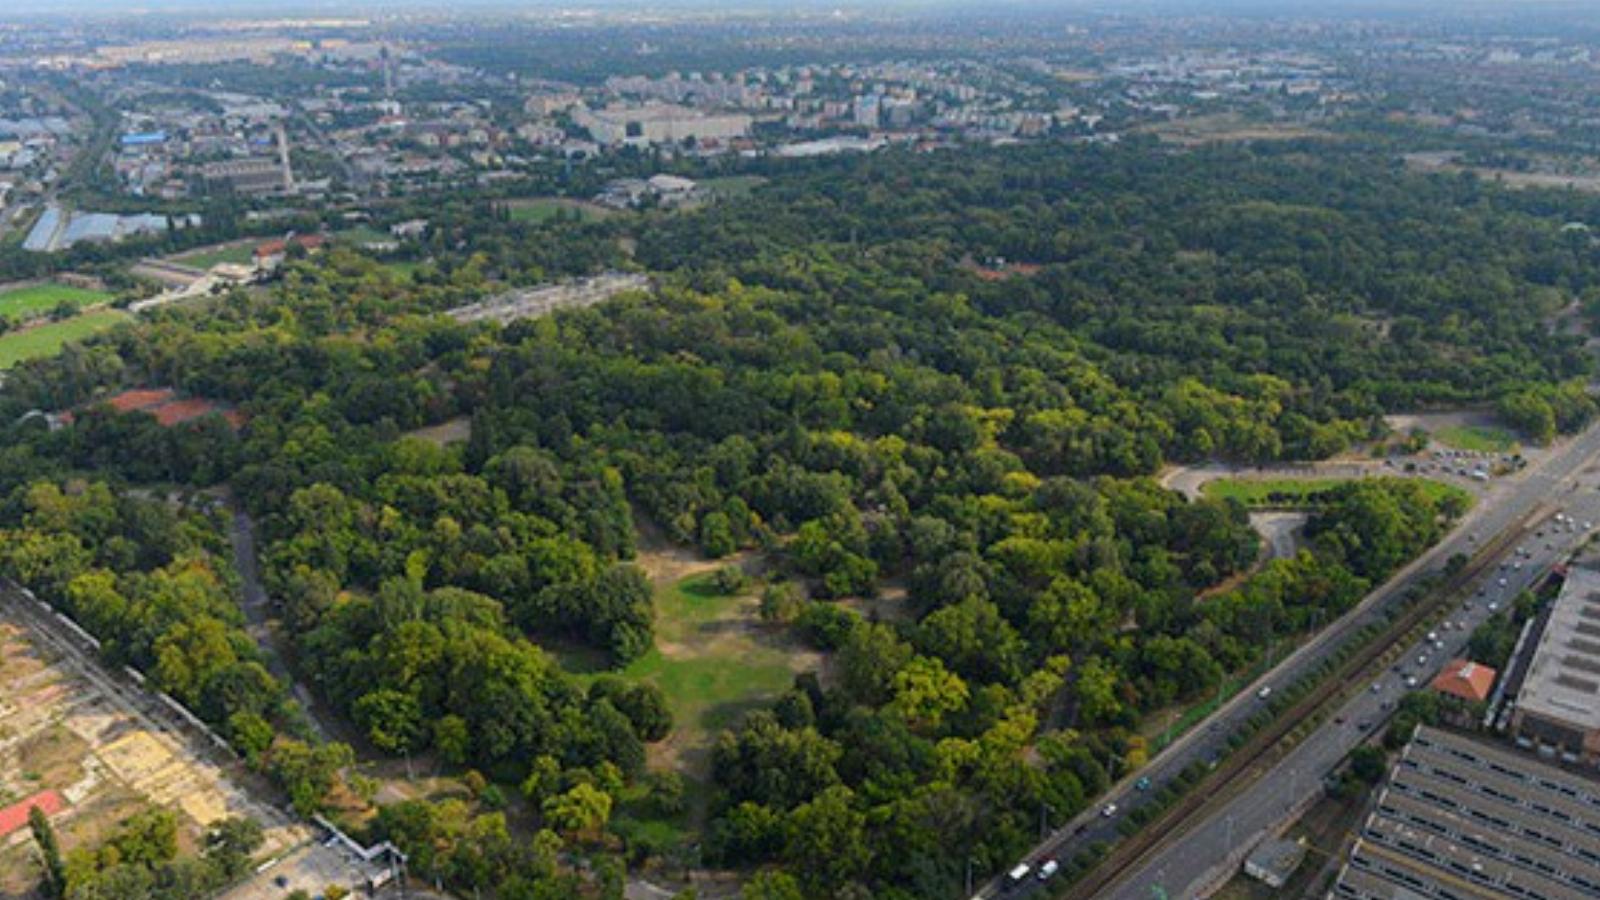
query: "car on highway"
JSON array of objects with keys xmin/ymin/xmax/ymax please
[
  {"xmin": 1135, "ymin": 777, "xmax": 1152, "ymax": 791},
  {"xmin": 1101, "ymin": 803, "xmax": 1119, "ymax": 818},
  {"xmin": 1037, "ymin": 860, "xmax": 1060, "ymax": 881},
  {"xmin": 1257, "ymin": 686, "xmax": 1272, "ymax": 700},
  {"xmin": 1002, "ymin": 863, "xmax": 1032, "ymax": 890},
  {"xmin": 1406, "ymin": 675, "xmax": 1419, "ymax": 688},
  {"xmin": 1489, "ymin": 601, "xmax": 1501, "ymax": 612}
]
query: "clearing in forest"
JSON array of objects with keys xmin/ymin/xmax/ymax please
[
  {"xmin": 591, "ymin": 524, "xmax": 822, "ymax": 844},
  {"xmin": 622, "ymin": 573, "xmax": 817, "ymax": 773}
]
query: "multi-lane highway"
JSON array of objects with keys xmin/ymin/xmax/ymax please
[{"xmin": 980, "ymin": 420, "xmax": 1600, "ymax": 900}]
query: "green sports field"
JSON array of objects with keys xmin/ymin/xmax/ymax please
[
  {"xmin": 0, "ymin": 310, "xmax": 130, "ymax": 369},
  {"xmin": 0, "ymin": 283, "xmax": 113, "ymax": 323}
]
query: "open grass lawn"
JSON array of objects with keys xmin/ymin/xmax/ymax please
[
  {"xmin": 0, "ymin": 283, "xmax": 112, "ymax": 322},
  {"xmin": 615, "ymin": 574, "xmax": 799, "ymax": 736},
  {"xmin": 505, "ymin": 197, "xmax": 610, "ymax": 224},
  {"xmin": 1202, "ymin": 476, "xmax": 1473, "ymax": 511},
  {"xmin": 334, "ymin": 225, "xmax": 393, "ymax": 246},
  {"xmin": 1434, "ymin": 424, "xmax": 1519, "ymax": 453},
  {"xmin": 576, "ymin": 570, "xmax": 813, "ymax": 847},
  {"xmin": 170, "ymin": 242, "xmax": 256, "ymax": 270},
  {"xmin": 700, "ymin": 175, "xmax": 769, "ymax": 198},
  {"xmin": 0, "ymin": 309, "xmax": 130, "ymax": 369},
  {"xmin": 382, "ymin": 259, "xmax": 424, "ymax": 278}
]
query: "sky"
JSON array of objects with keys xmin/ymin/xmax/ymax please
[{"xmin": 16, "ymin": 0, "xmax": 1600, "ymax": 19}]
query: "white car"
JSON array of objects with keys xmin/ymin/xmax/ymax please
[
  {"xmin": 1489, "ymin": 602, "xmax": 1501, "ymax": 612},
  {"xmin": 1102, "ymin": 803, "xmax": 1119, "ymax": 818},
  {"xmin": 1037, "ymin": 860, "xmax": 1060, "ymax": 881}
]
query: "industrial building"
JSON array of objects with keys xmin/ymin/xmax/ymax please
[
  {"xmin": 572, "ymin": 103, "xmax": 751, "ymax": 147},
  {"xmin": 201, "ymin": 158, "xmax": 290, "ymax": 195},
  {"xmin": 1513, "ymin": 566, "xmax": 1600, "ymax": 766},
  {"xmin": 1331, "ymin": 725, "xmax": 1600, "ymax": 900},
  {"xmin": 1244, "ymin": 838, "xmax": 1307, "ymax": 889},
  {"xmin": 22, "ymin": 204, "xmax": 184, "ymax": 253}
]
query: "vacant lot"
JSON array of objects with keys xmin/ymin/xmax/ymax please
[
  {"xmin": 0, "ymin": 283, "xmax": 112, "ymax": 323},
  {"xmin": 503, "ymin": 197, "xmax": 612, "ymax": 224},
  {"xmin": 0, "ymin": 613, "xmax": 302, "ymax": 894},
  {"xmin": 0, "ymin": 310, "xmax": 130, "ymax": 369},
  {"xmin": 1202, "ymin": 476, "xmax": 1472, "ymax": 511}
]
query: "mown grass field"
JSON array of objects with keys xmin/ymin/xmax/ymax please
[
  {"xmin": 0, "ymin": 309, "xmax": 130, "ymax": 369},
  {"xmin": 0, "ymin": 283, "xmax": 112, "ymax": 322},
  {"xmin": 1433, "ymin": 424, "xmax": 1519, "ymax": 453},
  {"xmin": 505, "ymin": 197, "xmax": 610, "ymax": 224},
  {"xmin": 1202, "ymin": 476, "xmax": 1473, "ymax": 511},
  {"xmin": 699, "ymin": 175, "xmax": 769, "ymax": 198}
]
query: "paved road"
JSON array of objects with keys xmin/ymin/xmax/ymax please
[
  {"xmin": 981, "ymin": 420, "xmax": 1600, "ymax": 899},
  {"xmin": 229, "ymin": 509, "xmax": 337, "ymax": 742}
]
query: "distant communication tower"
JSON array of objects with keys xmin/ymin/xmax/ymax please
[{"xmin": 382, "ymin": 44, "xmax": 395, "ymax": 101}]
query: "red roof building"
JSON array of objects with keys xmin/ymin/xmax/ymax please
[
  {"xmin": 254, "ymin": 233, "xmax": 325, "ymax": 260},
  {"xmin": 0, "ymin": 790, "xmax": 64, "ymax": 840},
  {"xmin": 1431, "ymin": 659, "xmax": 1497, "ymax": 704}
]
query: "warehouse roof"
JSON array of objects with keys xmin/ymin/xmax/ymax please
[{"xmin": 1518, "ymin": 566, "xmax": 1600, "ymax": 733}]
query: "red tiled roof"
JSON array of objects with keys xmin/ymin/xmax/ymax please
[
  {"xmin": 1431, "ymin": 658, "xmax": 1497, "ymax": 704},
  {"xmin": 0, "ymin": 790, "xmax": 64, "ymax": 840},
  {"xmin": 254, "ymin": 234, "xmax": 325, "ymax": 258}
]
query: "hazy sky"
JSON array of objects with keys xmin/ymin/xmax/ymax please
[{"xmin": 14, "ymin": 0, "xmax": 1600, "ymax": 20}]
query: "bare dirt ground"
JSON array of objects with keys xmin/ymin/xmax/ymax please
[
  {"xmin": 631, "ymin": 514, "xmax": 729, "ymax": 587},
  {"xmin": 403, "ymin": 416, "xmax": 471, "ymax": 447},
  {"xmin": 1382, "ymin": 409, "xmax": 1501, "ymax": 436}
]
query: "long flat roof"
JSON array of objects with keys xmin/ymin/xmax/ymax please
[
  {"xmin": 1332, "ymin": 726, "xmax": 1600, "ymax": 900},
  {"xmin": 1519, "ymin": 566, "xmax": 1600, "ymax": 734}
]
